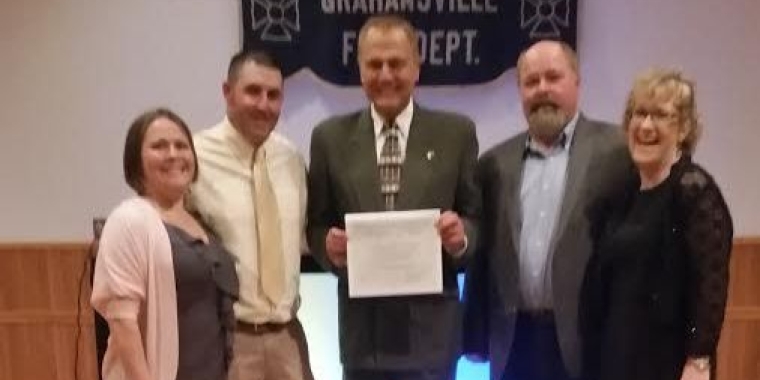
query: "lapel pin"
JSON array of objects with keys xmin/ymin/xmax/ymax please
[{"xmin": 426, "ymin": 150, "xmax": 435, "ymax": 161}]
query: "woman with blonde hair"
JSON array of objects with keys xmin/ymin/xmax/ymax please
[{"xmin": 581, "ymin": 69, "xmax": 733, "ymax": 380}]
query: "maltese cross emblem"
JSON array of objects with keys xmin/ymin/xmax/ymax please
[
  {"xmin": 521, "ymin": 0, "xmax": 571, "ymax": 39},
  {"xmin": 250, "ymin": 0, "xmax": 300, "ymax": 42}
]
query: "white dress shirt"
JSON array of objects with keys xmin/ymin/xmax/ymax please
[
  {"xmin": 189, "ymin": 117, "xmax": 307, "ymax": 324},
  {"xmin": 371, "ymin": 99, "xmax": 414, "ymax": 160}
]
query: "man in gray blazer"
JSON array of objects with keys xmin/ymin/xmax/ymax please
[
  {"xmin": 307, "ymin": 15, "xmax": 480, "ymax": 380},
  {"xmin": 462, "ymin": 40, "xmax": 631, "ymax": 380}
]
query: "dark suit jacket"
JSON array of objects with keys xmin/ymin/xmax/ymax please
[
  {"xmin": 307, "ymin": 104, "xmax": 481, "ymax": 371},
  {"xmin": 462, "ymin": 115, "xmax": 632, "ymax": 380}
]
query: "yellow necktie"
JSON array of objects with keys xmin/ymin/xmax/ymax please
[{"xmin": 252, "ymin": 147, "xmax": 285, "ymax": 304}]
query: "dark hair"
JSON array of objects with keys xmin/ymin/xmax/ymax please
[
  {"xmin": 123, "ymin": 107, "xmax": 198, "ymax": 195},
  {"xmin": 227, "ymin": 49, "xmax": 282, "ymax": 84},
  {"xmin": 358, "ymin": 14, "xmax": 419, "ymax": 62}
]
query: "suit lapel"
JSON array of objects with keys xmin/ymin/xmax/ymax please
[
  {"xmin": 486, "ymin": 134, "xmax": 527, "ymax": 309},
  {"xmin": 552, "ymin": 117, "xmax": 594, "ymax": 248},
  {"xmin": 348, "ymin": 110, "xmax": 384, "ymax": 212},
  {"xmin": 501, "ymin": 134, "xmax": 528, "ymax": 255},
  {"xmin": 396, "ymin": 106, "xmax": 433, "ymax": 210}
]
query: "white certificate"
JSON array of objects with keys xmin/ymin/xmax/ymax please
[{"xmin": 345, "ymin": 209, "xmax": 442, "ymax": 298}]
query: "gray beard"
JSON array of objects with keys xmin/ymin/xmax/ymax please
[{"xmin": 527, "ymin": 105, "xmax": 569, "ymax": 142}]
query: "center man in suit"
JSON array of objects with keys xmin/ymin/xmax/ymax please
[
  {"xmin": 307, "ymin": 15, "xmax": 481, "ymax": 380},
  {"xmin": 462, "ymin": 40, "xmax": 632, "ymax": 380}
]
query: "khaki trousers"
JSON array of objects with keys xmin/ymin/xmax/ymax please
[{"xmin": 228, "ymin": 318, "xmax": 314, "ymax": 380}]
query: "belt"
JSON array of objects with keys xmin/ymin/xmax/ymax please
[
  {"xmin": 236, "ymin": 320, "xmax": 291, "ymax": 334},
  {"xmin": 518, "ymin": 309, "xmax": 554, "ymax": 320}
]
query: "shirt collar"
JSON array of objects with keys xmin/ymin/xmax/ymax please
[
  {"xmin": 371, "ymin": 98, "xmax": 414, "ymax": 138},
  {"xmin": 524, "ymin": 112, "xmax": 580, "ymax": 157},
  {"xmin": 220, "ymin": 116, "xmax": 260, "ymax": 163}
]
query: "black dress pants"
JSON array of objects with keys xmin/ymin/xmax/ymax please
[{"xmin": 502, "ymin": 311, "xmax": 574, "ymax": 380}]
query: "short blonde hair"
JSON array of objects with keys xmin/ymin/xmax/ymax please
[
  {"xmin": 357, "ymin": 14, "xmax": 419, "ymax": 62},
  {"xmin": 623, "ymin": 68, "xmax": 702, "ymax": 155}
]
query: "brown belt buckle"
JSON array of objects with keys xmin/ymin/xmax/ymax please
[{"xmin": 238, "ymin": 320, "xmax": 288, "ymax": 334}]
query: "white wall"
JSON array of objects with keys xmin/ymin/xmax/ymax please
[
  {"xmin": 3, "ymin": 1, "xmax": 758, "ymax": 379},
  {"xmin": 2, "ymin": 0, "xmax": 757, "ymax": 240}
]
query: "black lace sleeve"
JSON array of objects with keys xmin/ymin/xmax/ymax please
[{"xmin": 675, "ymin": 161, "xmax": 733, "ymax": 356}]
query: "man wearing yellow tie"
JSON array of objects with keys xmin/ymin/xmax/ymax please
[{"xmin": 189, "ymin": 50, "xmax": 313, "ymax": 380}]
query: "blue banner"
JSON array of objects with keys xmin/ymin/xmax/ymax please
[{"xmin": 242, "ymin": 0, "xmax": 577, "ymax": 85}]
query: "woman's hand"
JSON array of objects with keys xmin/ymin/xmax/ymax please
[
  {"xmin": 680, "ymin": 357, "xmax": 710, "ymax": 380},
  {"xmin": 109, "ymin": 318, "xmax": 152, "ymax": 380}
]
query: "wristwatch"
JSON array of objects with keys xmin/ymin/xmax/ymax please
[{"xmin": 689, "ymin": 357, "xmax": 711, "ymax": 372}]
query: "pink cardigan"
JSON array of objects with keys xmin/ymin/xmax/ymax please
[{"xmin": 91, "ymin": 197, "xmax": 178, "ymax": 380}]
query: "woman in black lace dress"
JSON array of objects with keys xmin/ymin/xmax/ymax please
[{"xmin": 581, "ymin": 69, "xmax": 733, "ymax": 380}]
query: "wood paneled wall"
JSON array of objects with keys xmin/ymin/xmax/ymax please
[
  {"xmin": 717, "ymin": 237, "xmax": 760, "ymax": 380},
  {"xmin": 1, "ymin": 239, "xmax": 758, "ymax": 380},
  {"xmin": 0, "ymin": 243, "xmax": 97, "ymax": 380}
]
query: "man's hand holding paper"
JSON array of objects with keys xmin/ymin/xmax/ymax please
[{"xmin": 344, "ymin": 209, "xmax": 445, "ymax": 298}]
